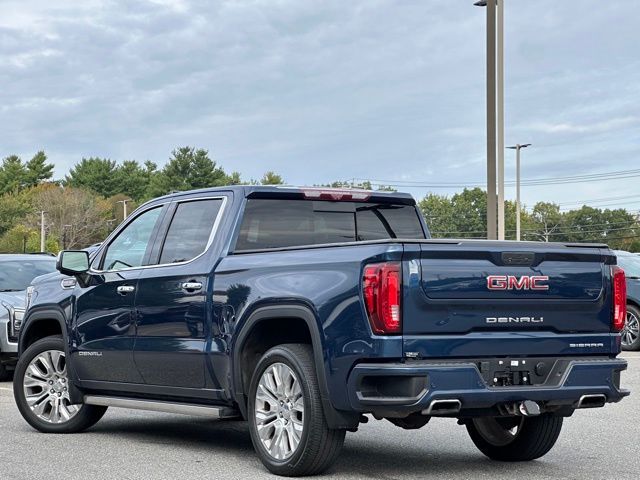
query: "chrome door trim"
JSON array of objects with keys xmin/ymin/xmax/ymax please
[{"xmin": 89, "ymin": 195, "xmax": 228, "ymax": 274}]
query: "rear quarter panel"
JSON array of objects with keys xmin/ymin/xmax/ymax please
[{"xmin": 213, "ymin": 244, "xmax": 404, "ymax": 411}]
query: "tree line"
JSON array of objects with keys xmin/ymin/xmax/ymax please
[
  {"xmin": 1, "ymin": 149, "xmax": 638, "ymax": 252},
  {"xmin": 0, "ymin": 147, "xmax": 284, "ymax": 252},
  {"xmin": 420, "ymin": 188, "xmax": 640, "ymax": 251}
]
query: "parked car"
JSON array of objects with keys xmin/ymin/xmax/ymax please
[
  {"xmin": 614, "ymin": 250, "xmax": 640, "ymax": 350},
  {"xmin": 14, "ymin": 186, "xmax": 629, "ymax": 476},
  {"xmin": 0, "ymin": 254, "xmax": 57, "ymax": 380}
]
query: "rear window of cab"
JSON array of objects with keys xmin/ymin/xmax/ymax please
[{"xmin": 234, "ymin": 199, "xmax": 425, "ymax": 251}]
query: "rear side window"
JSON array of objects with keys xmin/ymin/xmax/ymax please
[
  {"xmin": 159, "ymin": 199, "xmax": 224, "ymax": 264},
  {"xmin": 235, "ymin": 199, "xmax": 425, "ymax": 251}
]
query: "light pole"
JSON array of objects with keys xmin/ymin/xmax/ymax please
[
  {"xmin": 474, "ymin": 0, "xmax": 504, "ymax": 240},
  {"xmin": 39, "ymin": 211, "xmax": 46, "ymax": 252},
  {"xmin": 496, "ymin": 0, "xmax": 505, "ymax": 240},
  {"xmin": 506, "ymin": 143, "xmax": 531, "ymax": 241},
  {"xmin": 116, "ymin": 199, "xmax": 131, "ymax": 220}
]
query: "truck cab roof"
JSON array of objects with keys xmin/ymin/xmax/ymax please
[{"xmin": 145, "ymin": 185, "xmax": 416, "ymax": 207}]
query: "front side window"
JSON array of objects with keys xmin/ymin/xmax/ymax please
[
  {"xmin": 159, "ymin": 199, "xmax": 224, "ymax": 264},
  {"xmin": 101, "ymin": 207, "xmax": 163, "ymax": 271}
]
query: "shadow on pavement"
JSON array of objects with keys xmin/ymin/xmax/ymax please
[
  {"xmin": 91, "ymin": 415, "xmax": 254, "ymax": 453},
  {"xmin": 87, "ymin": 414, "xmax": 565, "ymax": 478}
]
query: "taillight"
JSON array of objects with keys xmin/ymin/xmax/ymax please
[
  {"xmin": 363, "ymin": 262, "xmax": 401, "ymax": 335},
  {"xmin": 612, "ymin": 265, "xmax": 626, "ymax": 332}
]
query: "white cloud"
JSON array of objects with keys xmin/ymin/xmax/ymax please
[
  {"xmin": 529, "ymin": 116, "xmax": 640, "ymax": 135},
  {"xmin": 0, "ymin": 0, "xmax": 638, "ymax": 210}
]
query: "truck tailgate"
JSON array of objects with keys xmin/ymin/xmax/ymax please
[{"xmin": 402, "ymin": 241, "xmax": 616, "ymax": 358}]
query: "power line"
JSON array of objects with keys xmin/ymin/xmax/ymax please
[
  {"xmin": 423, "ymin": 209, "xmax": 640, "ymax": 222},
  {"xmin": 355, "ymin": 167, "xmax": 640, "ymax": 189},
  {"xmin": 556, "ymin": 194, "xmax": 640, "ymax": 206},
  {"xmin": 431, "ymin": 225, "xmax": 639, "ymax": 237},
  {"xmin": 575, "ymin": 234, "xmax": 640, "ymax": 242},
  {"xmin": 428, "ymin": 233, "xmax": 640, "ymax": 243}
]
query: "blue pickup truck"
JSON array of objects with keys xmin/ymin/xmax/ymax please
[{"xmin": 14, "ymin": 186, "xmax": 629, "ymax": 476}]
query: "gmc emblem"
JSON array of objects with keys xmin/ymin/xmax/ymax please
[{"xmin": 487, "ymin": 275, "xmax": 549, "ymax": 291}]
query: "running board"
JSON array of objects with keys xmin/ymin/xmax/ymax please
[{"xmin": 84, "ymin": 395, "xmax": 239, "ymax": 419}]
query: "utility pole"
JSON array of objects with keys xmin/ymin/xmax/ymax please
[
  {"xmin": 62, "ymin": 224, "xmax": 72, "ymax": 250},
  {"xmin": 496, "ymin": 0, "xmax": 505, "ymax": 240},
  {"xmin": 507, "ymin": 143, "xmax": 531, "ymax": 241},
  {"xmin": 39, "ymin": 211, "xmax": 46, "ymax": 252},
  {"xmin": 117, "ymin": 199, "xmax": 131, "ymax": 220},
  {"xmin": 474, "ymin": 0, "xmax": 503, "ymax": 240}
]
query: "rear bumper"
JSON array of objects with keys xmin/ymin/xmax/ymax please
[{"xmin": 346, "ymin": 357, "xmax": 629, "ymax": 416}]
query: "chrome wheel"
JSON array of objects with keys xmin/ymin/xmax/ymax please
[
  {"xmin": 472, "ymin": 417, "xmax": 524, "ymax": 446},
  {"xmin": 622, "ymin": 310, "xmax": 639, "ymax": 347},
  {"xmin": 254, "ymin": 362, "xmax": 305, "ymax": 460},
  {"xmin": 22, "ymin": 350, "xmax": 81, "ymax": 424}
]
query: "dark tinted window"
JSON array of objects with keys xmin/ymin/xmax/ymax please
[
  {"xmin": 159, "ymin": 199, "xmax": 224, "ymax": 264},
  {"xmin": 235, "ymin": 199, "xmax": 425, "ymax": 251}
]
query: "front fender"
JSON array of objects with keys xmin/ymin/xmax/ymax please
[
  {"xmin": 19, "ymin": 305, "xmax": 68, "ymax": 355},
  {"xmin": 19, "ymin": 305, "xmax": 83, "ymax": 404}
]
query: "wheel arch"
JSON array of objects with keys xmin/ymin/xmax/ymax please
[
  {"xmin": 232, "ymin": 304, "xmax": 358, "ymax": 429},
  {"xmin": 18, "ymin": 306, "xmax": 84, "ymax": 404},
  {"xmin": 627, "ymin": 298, "xmax": 640, "ymax": 312},
  {"xmin": 19, "ymin": 306, "xmax": 68, "ymax": 355}
]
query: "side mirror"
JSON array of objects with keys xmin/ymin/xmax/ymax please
[{"xmin": 57, "ymin": 250, "xmax": 90, "ymax": 276}]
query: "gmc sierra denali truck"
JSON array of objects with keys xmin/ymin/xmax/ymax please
[{"xmin": 14, "ymin": 186, "xmax": 629, "ymax": 476}]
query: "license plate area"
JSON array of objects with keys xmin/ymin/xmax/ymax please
[{"xmin": 477, "ymin": 357, "xmax": 570, "ymax": 388}]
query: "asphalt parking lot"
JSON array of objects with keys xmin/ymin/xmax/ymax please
[{"xmin": 1, "ymin": 353, "xmax": 638, "ymax": 480}]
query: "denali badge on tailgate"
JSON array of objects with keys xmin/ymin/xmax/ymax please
[
  {"xmin": 486, "ymin": 275, "xmax": 549, "ymax": 291},
  {"xmin": 486, "ymin": 316, "xmax": 544, "ymax": 324}
]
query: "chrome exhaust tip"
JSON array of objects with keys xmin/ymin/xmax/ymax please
[
  {"xmin": 422, "ymin": 399, "xmax": 462, "ymax": 416},
  {"xmin": 576, "ymin": 394, "xmax": 606, "ymax": 409}
]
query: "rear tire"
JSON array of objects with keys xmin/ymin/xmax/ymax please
[
  {"xmin": 13, "ymin": 336, "xmax": 107, "ymax": 433},
  {"xmin": 248, "ymin": 344, "xmax": 346, "ymax": 476},
  {"xmin": 621, "ymin": 304, "xmax": 640, "ymax": 351},
  {"xmin": 466, "ymin": 415, "xmax": 563, "ymax": 461}
]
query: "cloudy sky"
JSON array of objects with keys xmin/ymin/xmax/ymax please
[{"xmin": 1, "ymin": 0, "xmax": 639, "ymax": 211}]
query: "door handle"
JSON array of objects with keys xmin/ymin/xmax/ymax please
[
  {"xmin": 181, "ymin": 282, "xmax": 203, "ymax": 292},
  {"xmin": 117, "ymin": 285, "xmax": 136, "ymax": 295}
]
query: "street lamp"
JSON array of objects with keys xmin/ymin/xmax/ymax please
[
  {"xmin": 39, "ymin": 211, "xmax": 46, "ymax": 252},
  {"xmin": 506, "ymin": 143, "xmax": 531, "ymax": 241},
  {"xmin": 474, "ymin": 0, "xmax": 505, "ymax": 240},
  {"xmin": 116, "ymin": 199, "xmax": 131, "ymax": 219}
]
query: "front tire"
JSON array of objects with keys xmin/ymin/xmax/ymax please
[
  {"xmin": 622, "ymin": 304, "xmax": 640, "ymax": 351},
  {"xmin": 466, "ymin": 415, "xmax": 563, "ymax": 461},
  {"xmin": 248, "ymin": 344, "xmax": 346, "ymax": 476},
  {"xmin": 13, "ymin": 336, "xmax": 107, "ymax": 433}
]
